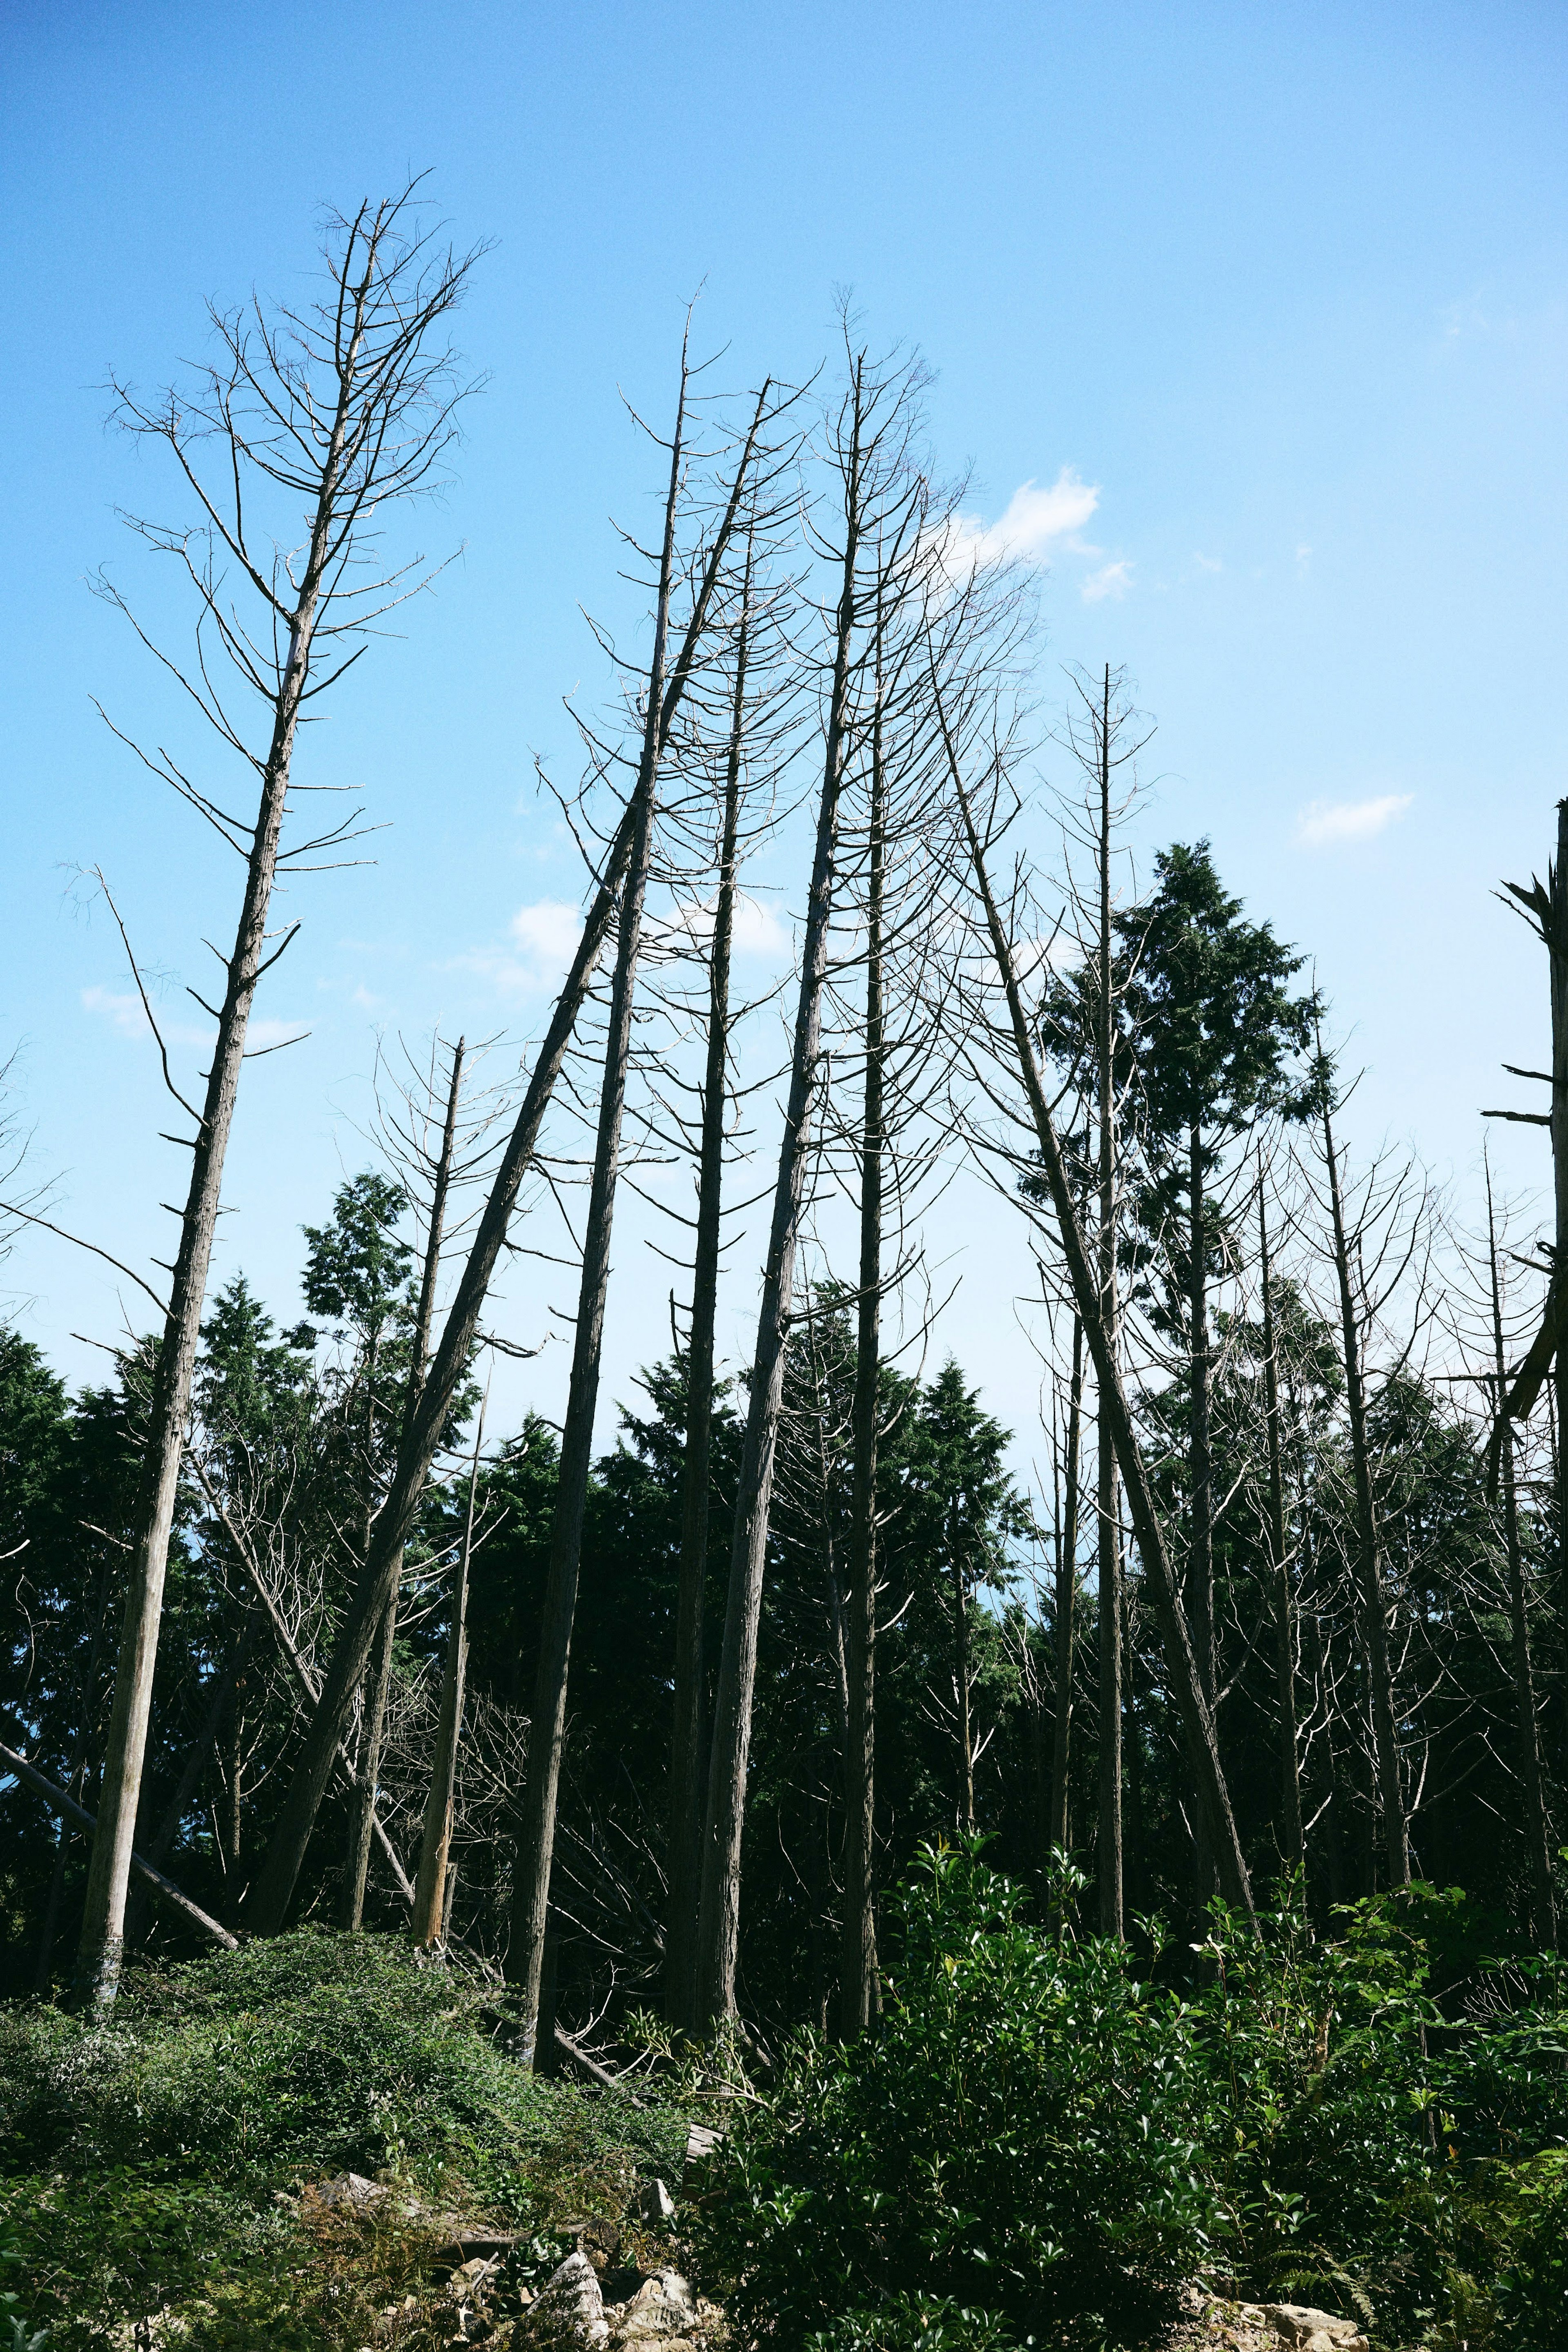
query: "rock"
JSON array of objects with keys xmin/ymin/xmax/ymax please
[
  {"xmin": 636, "ymin": 2179, "xmax": 676, "ymax": 2225},
  {"xmin": 314, "ymin": 2171, "xmax": 389, "ymax": 2210},
  {"xmin": 1263, "ymin": 2311, "xmax": 1368, "ymax": 2352},
  {"xmin": 608, "ymin": 2270, "xmax": 696, "ymax": 2346},
  {"xmin": 517, "ymin": 2251, "xmax": 610, "ymax": 2350},
  {"xmin": 683, "ymin": 2122, "xmax": 722, "ymax": 2167}
]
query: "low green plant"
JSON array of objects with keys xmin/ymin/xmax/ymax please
[{"xmin": 697, "ymin": 1842, "xmax": 1218, "ymax": 2346}]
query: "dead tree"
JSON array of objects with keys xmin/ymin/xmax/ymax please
[
  {"xmin": 411, "ymin": 1392, "xmax": 486, "ymax": 1944},
  {"xmin": 696, "ymin": 331, "xmax": 941, "ymax": 2029},
  {"xmin": 507, "ymin": 361, "xmax": 793, "ymax": 2061},
  {"xmin": 66, "ymin": 189, "xmax": 480, "ymax": 2001},
  {"xmin": 934, "ymin": 686, "xmax": 1255, "ymax": 1921}
]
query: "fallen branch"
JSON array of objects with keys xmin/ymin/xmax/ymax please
[{"xmin": 0, "ymin": 1739, "xmax": 238, "ymax": 1951}]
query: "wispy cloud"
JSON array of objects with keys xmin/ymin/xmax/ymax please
[
  {"xmin": 1192, "ymin": 551, "xmax": 1222, "ymax": 575},
  {"xmin": 80, "ymin": 984, "xmax": 211, "ymax": 1047},
  {"xmin": 1082, "ymin": 559, "xmax": 1132, "ymax": 604},
  {"xmin": 941, "ymin": 468, "xmax": 1100, "ymax": 577},
  {"xmin": 1295, "ymin": 793, "xmax": 1414, "ymax": 849},
  {"xmin": 458, "ymin": 899, "xmax": 585, "ymax": 996}
]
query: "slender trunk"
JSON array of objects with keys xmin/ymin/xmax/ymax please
[
  {"xmin": 1486, "ymin": 1170, "xmax": 1557, "ymax": 1948},
  {"xmin": 696, "ymin": 392, "xmax": 861, "ymax": 2026},
  {"xmin": 1260, "ymin": 1184, "xmax": 1304, "ymax": 1877},
  {"xmin": 951, "ymin": 1505, "xmax": 976, "ymax": 1831},
  {"xmin": 77, "ymin": 264, "xmax": 383, "ymax": 2003},
  {"xmin": 507, "ymin": 446, "xmax": 676, "ymax": 2060},
  {"xmin": 1321, "ymin": 1093, "xmax": 1408, "ymax": 1888},
  {"xmin": 247, "ymin": 382, "xmax": 773, "ymax": 1941},
  {"xmin": 1094, "ymin": 672, "xmax": 1124, "ymax": 1935},
  {"xmin": 1548, "ymin": 802, "xmax": 1568, "ymax": 1794},
  {"xmin": 1188, "ymin": 1126, "xmax": 1215, "ymax": 1707},
  {"xmin": 666, "ymin": 572, "xmax": 750, "ymax": 2030},
  {"xmin": 840, "ymin": 687, "xmax": 885, "ymax": 2036},
  {"xmin": 1049, "ymin": 1318, "xmax": 1083, "ymax": 1856},
  {"xmin": 411, "ymin": 1404, "xmax": 484, "ymax": 1944},
  {"xmin": 343, "ymin": 1041, "xmax": 466, "ymax": 1929},
  {"xmin": 1306, "ymin": 1605, "xmax": 1345, "ymax": 1912},
  {"xmin": 941, "ymin": 714, "xmax": 1253, "ymax": 1918}
]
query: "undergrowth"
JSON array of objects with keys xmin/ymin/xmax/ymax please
[{"xmin": 0, "ymin": 1930, "xmax": 685, "ymax": 2350}]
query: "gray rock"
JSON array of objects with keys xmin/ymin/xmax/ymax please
[
  {"xmin": 518, "ymin": 2251, "xmax": 610, "ymax": 2350},
  {"xmin": 637, "ymin": 2178, "xmax": 676, "ymax": 2225},
  {"xmin": 1264, "ymin": 2307, "xmax": 1368, "ymax": 2352},
  {"xmin": 609, "ymin": 2270, "xmax": 696, "ymax": 2346},
  {"xmin": 314, "ymin": 2171, "xmax": 387, "ymax": 2209}
]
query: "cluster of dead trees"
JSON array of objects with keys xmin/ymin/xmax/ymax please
[{"xmin": 2, "ymin": 187, "xmax": 1563, "ymax": 2051}]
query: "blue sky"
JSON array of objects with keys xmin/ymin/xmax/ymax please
[{"xmin": 2, "ymin": 0, "xmax": 1566, "ymax": 1460}]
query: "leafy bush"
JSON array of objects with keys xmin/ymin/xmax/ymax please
[
  {"xmin": 696, "ymin": 1845, "xmax": 1568, "ymax": 2352},
  {"xmin": 697, "ymin": 1843, "xmax": 1219, "ymax": 2345}
]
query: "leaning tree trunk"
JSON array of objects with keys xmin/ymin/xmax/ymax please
[
  {"xmin": 941, "ymin": 711, "xmax": 1254, "ymax": 1919},
  {"xmin": 78, "ymin": 310, "xmax": 375, "ymax": 2005},
  {"xmin": 246, "ymin": 381, "xmax": 777, "ymax": 1942},
  {"xmin": 666, "ymin": 567, "xmax": 751, "ymax": 2031},
  {"xmin": 1321, "ymin": 1092, "xmax": 1408, "ymax": 1889},
  {"xmin": 343, "ymin": 1040, "xmax": 466, "ymax": 1930},
  {"xmin": 1259, "ymin": 1181, "xmax": 1304, "ymax": 1877},
  {"xmin": 1188, "ymin": 1127, "xmax": 1216, "ymax": 1712},
  {"xmin": 696, "ymin": 458, "xmax": 861, "ymax": 2029},
  {"xmin": 840, "ymin": 685, "xmax": 886, "ymax": 2037},
  {"xmin": 411, "ymin": 1400, "xmax": 484, "ymax": 1945}
]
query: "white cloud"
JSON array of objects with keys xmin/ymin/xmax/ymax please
[
  {"xmin": 80, "ymin": 984, "xmax": 210, "ymax": 1046},
  {"xmin": 1294, "ymin": 793, "xmax": 1414, "ymax": 849},
  {"xmin": 81, "ymin": 984, "xmax": 149, "ymax": 1036},
  {"xmin": 1192, "ymin": 551, "xmax": 1222, "ymax": 575},
  {"xmin": 247, "ymin": 1017, "xmax": 310, "ymax": 1050},
  {"xmin": 941, "ymin": 467, "xmax": 1100, "ymax": 578},
  {"xmin": 1081, "ymin": 559, "xmax": 1133, "ymax": 604}
]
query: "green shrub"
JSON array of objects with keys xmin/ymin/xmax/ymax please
[{"xmin": 696, "ymin": 1843, "xmax": 1218, "ymax": 2346}]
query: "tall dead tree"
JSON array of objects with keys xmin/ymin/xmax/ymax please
[
  {"xmin": 411, "ymin": 1391, "xmax": 486, "ymax": 1944},
  {"xmin": 935, "ymin": 687, "xmax": 1255, "ymax": 1920},
  {"xmin": 696, "ymin": 333, "xmax": 939, "ymax": 2029},
  {"xmin": 69, "ymin": 189, "xmax": 480, "ymax": 2001},
  {"xmin": 508, "ymin": 365, "xmax": 791, "ymax": 2061},
  {"xmin": 245, "ymin": 373, "xmax": 795, "ymax": 1942}
]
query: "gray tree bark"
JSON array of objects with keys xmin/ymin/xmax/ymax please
[{"xmin": 1259, "ymin": 1180, "xmax": 1304, "ymax": 1878}]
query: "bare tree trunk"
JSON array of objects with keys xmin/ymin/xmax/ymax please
[
  {"xmin": 1188, "ymin": 1126, "xmax": 1216, "ymax": 1710},
  {"xmin": 1049, "ymin": 1317, "xmax": 1083, "ymax": 1858},
  {"xmin": 1321, "ymin": 1091, "xmax": 1408, "ymax": 1889},
  {"xmin": 508, "ymin": 373, "xmax": 777, "ymax": 2059},
  {"xmin": 1260, "ymin": 1181, "xmax": 1304, "ymax": 1878},
  {"xmin": 4, "ymin": 1741, "xmax": 237, "ymax": 1951},
  {"xmin": 343, "ymin": 1040, "xmax": 466, "ymax": 1929},
  {"xmin": 125, "ymin": 1621, "xmax": 252, "ymax": 1945},
  {"xmin": 247, "ymin": 373, "xmax": 780, "ymax": 1947},
  {"xmin": 78, "ymin": 198, "xmax": 476, "ymax": 2000},
  {"xmin": 1094, "ymin": 671, "xmax": 1124, "ymax": 1937},
  {"xmin": 506, "ymin": 389, "xmax": 684, "ymax": 2062},
  {"xmin": 666, "ymin": 569, "xmax": 750, "ymax": 2031},
  {"xmin": 942, "ymin": 720, "xmax": 1254, "ymax": 1919},
  {"xmin": 411, "ymin": 1401, "xmax": 484, "ymax": 1944},
  {"xmin": 840, "ymin": 690, "xmax": 885, "ymax": 2036},
  {"xmin": 695, "ymin": 343, "xmax": 911, "ymax": 2030},
  {"xmin": 1486, "ymin": 1167, "xmax": 1557, "ymax": 1948}
]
